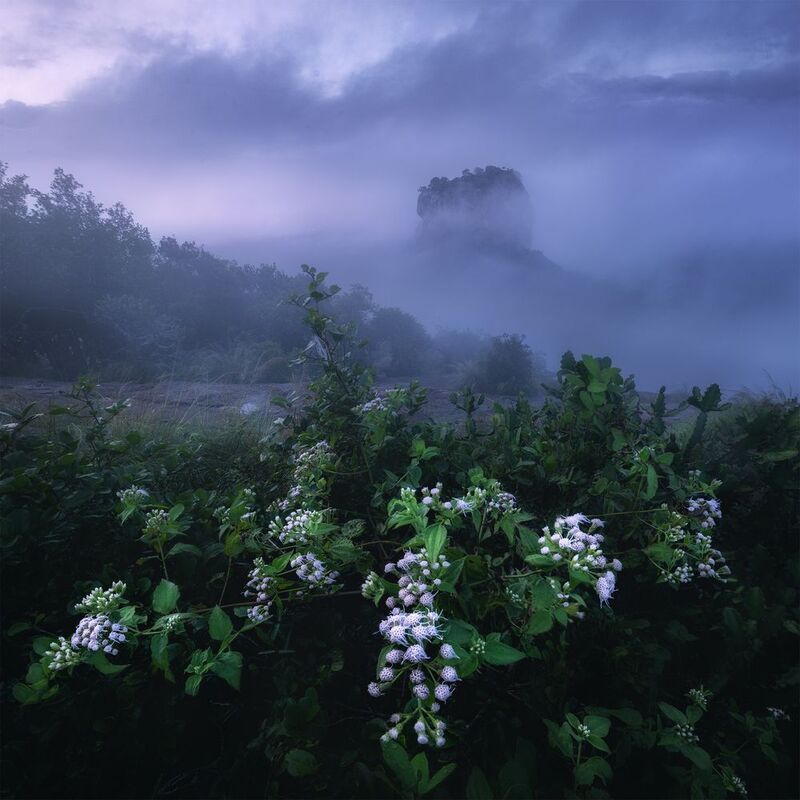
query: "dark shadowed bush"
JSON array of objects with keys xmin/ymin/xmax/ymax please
[{"xmin": 466, "ymin": 332, "xmax": 546, "ymax": 395}]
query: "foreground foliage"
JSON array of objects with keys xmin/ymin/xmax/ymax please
[{"xmin": 2, "ymin": 269, "xmax": 798, "ymax": 799}]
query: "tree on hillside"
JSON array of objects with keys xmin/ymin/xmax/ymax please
[{"xmin": 365, "ymin": 307, "xmax": 432, "ymax": 377}]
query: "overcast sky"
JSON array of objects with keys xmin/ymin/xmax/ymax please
[{"xmin": 2, "ymin": 0, "xmax": 799, "ymax": 273}]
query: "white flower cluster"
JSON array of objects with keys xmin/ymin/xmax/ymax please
[
  {"xmin": 214, "ymin": 488, "xmax": 257, "ymax": 528},
  {"xmin": 361, "ymin": 571, "xmax": 382, "ymax": 601},
  {"xmin": 536, "ymin": 514, "xmax": 622, "ymax": 606},
  {"xmin": 378, "ymin": 608, "xmax": 444, "ymax": 650},
  {"xmin": 382, "ymin": 712, "xmax": 448, "ymax": 748},
  {"xmin": 268, "ymin": 508, "xmax": 323, "ymax": 545},
  {"xmin": 456, "ymin": 481, "xmax": 516, "ymax": 518},
  {"xmin": 143, "ymin": 509, "xmax": 169, "ymax": 537},
  {"xmin": 687, "ymin": 496, "xmax": 722, "ymax": 529},
  {"xmin": 655, "ymin": 496, "xmax": 730, "ymax": 586},
  {"xmin": 688, "ymin": 686, "xmax": 712, "ymax": 710},
  {"xmin": 291, "ymin": 552, "xmax": 339, "ymax": 593},
  {"xmin": 45, "ymin": 637, "xmax": 81, "ymax": 672},
  {"xmin": 117, "ymin": 486, "xmax": 149, "ymax": 505},
  {"xmin": 487, "ymin": 491, "xmax": 517, "ymax": 514},
  {"xmin": 279, "ymin": 440, "xmax": 333, "ymax": 511},
  {"xmin": 71, "ymin": 615, "xmax": 128, "ymax": 656},
  {"xmin": 469, "ymin": 638, "xmax": 486, "ymax": 657},
  {"xmin": 369, "ymin": 547, "xmax": 458, "ymax": 748},
  {"xmin": 161, "ymin": 613, "xmax": 184, "ymax": 633},
  {"xmin": 295, "ymin": 440, "xmax": 332, "ymax": 474},
  {"xmin": 399, "ymin": 480, "xmax": 518, "ymax": 524},
  {"xmin": 729, "ymin": 775, "xmax": 747, "ymax": 797},
  {"xmin": 357, "ymin": 387, "xmax": 411, "ymax": 417},
  {"xmin": 673, "ymin": 722, "xmax": 699, "ymax": 743},
  {"xmin": 417, "ymin": 484, "xmax": 447, "ymax": 510},
  {"xmin": 385, "ymin": 548, "xmax": 451, "ymax": 607},
  {"xmin": 767, "ymin": 706, "xmax": 789, "ymax": 721},
  {"xmin": 243, "ymin": 557, "xmax": 273, "ymax": 623},
  {"xmin": 75, "ymin": 581, "xmax": 127, "ymax": 614},
  {"xmin": 358, "ymin": 396, "xmax": 390, "ymax": 414},
  {"xmin": 595, "ymin": 571, "xmax": 618, "ymax": 605}
]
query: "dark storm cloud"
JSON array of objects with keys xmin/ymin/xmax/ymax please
[
  {"xmin": 576, "ymin": 62, "xmax": 800, "ymax": 104},
  {"xmin": 4, "ymin": 0, "xmax": 799, "ymax": 156}
]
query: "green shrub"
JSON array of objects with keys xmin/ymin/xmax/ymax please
[
  {"xmin": 465, "ymin": 332, "xmax": 546, "ymax": 395},
  {"xmin": 1, "ymin": 269, "xmax": 797, "ymax": 800}
]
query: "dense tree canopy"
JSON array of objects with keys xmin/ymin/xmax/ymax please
[{"xmin": 0, "ymin": 165, "xmax": 545, "ymax": 388}]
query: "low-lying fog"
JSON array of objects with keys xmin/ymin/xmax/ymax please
[{"xmin": 2, "ymin": 1, "xmax": 798, "ymax": 392}]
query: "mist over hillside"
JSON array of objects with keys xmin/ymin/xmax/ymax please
[
  {"xmin": 210, "ymin": 166, "xmax": 799, "ymax": 391},
  {"xmin": 4, "ymin": 1, "xmax": 797, "ymax": 393}
]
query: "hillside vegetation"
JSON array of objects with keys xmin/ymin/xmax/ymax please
[{"xmin": 2, "ymin": 269, "xmax": 797, "ymax": 799}]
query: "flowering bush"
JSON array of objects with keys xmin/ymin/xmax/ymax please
[{"xmin": 1, "ymin": 268, "xmax": 797, "ymax": 799}]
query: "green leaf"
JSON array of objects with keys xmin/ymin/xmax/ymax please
[
  {"xmin": 582, "ymin": 355, "xmax": 600, "ymax": 377},
  {"xmin": 210, "ymin": 651, "xmax": 242, "ymax": 690},
  {"xmin": 686, "ymin": 705, "xmax": 702, "ymax": 725},
  {"xmin": 466, "ymin": 766, "xmax": 493, "ymax": 800},
  {"xmin": 585, "ymin": 715, "xmax": 611, "ymax": 738},
  {"xmin": 682, "ymin": 744, "xmax": 713, "ymax": 772},
  {"xmin": 645, "ymin": 542, "xmax": 674, "ymax": 562},
  {"xmin": 607, "ymin": 708, "xmax": 643, "ymax": 727},
  {"xmin": 658, "ymin": 702, "xmax": 688, "ymax": 725},
  {"xmin": 544, "ymin": 719, "xmax": 573, "ymax": 759},
  {"xmin": 411, "ymin": 752, "xmax": 429, "ymax": 787},
  {"xmin": 117, "ymin": 605, "xmax": 138, "ymax": 626},
  {"xmin": 152, "ymin": 579, "xmax": 180, "ymax": 614},
  {"xmin": 267, "ymin": 553, "xmax": 293, "ymax": 574},
  {"xmin": 565, "ymin": 712, "xmax": 582, "ymax": 730},
  {"xmin": 185, "ymin": 674, "xmax": 203, "ymax": 696},
  {"xmin": 25, "ymin": 663, "xmax": 45, "ymax": 685},
  {"xmin": 499, "ymin": 515, "xmax": 515, "ymax": 545},
  {"xmin": 13, "ymin": 683, "xmax": 38, "ymax": 704},
  {"xmin": 168, "ymin": 503, "xmax": 184, "ymax": 521},
  {"xmin": 285, "ymin": 748, "xmax": 319, "ymax": 777},
  {"xmin": 587, "ymin": 734, "xmax": 610, "ymax": 753},
  {"xmin": 439, "ymin": 558, "xmax": 465, "ymax": 592},
  {"xmin": 7, "ymin": 621, "xmax": 31, "ymax": 637},
  {"xmin": 209, "ymin": 606, "xmax": 233, "ymax": 641},
  {"xmin": 166, "ymin": 542, "xmax": 202, "ymax": 559},
  {"xmin": 587, "ymin": 380, "xmax": 607, "ymax": 394},
  {"xmin": 381, "ymin": 740, "xmax": 416, "ymax": 789},
  {"xmin": 760, "ymin": 449, "xmax": 798, "ymax": 462},
  {"xmin": 575, "ymin": 756, "xmax": 612, "ymax": 786},
  {"xmin": 87, "ymin": 651, "xmax": 128, "ymax": 675},
  {"xmin": 32, "ymin": 636, "xmax": 54, "ymax": 656},
  {"xmin": 526, "ymin": 610, "xmax": 553, "ymax": 635},
  {"xmin": 568, "ymin": 567, "xmax": 595, "ymax": 585},
  {"xmin": 422, "ymin": 763, "xmax": 456, "ymax": 795},
  {"xmin": 453, "ymin": 647, "xmax": 479, "ymax": 678},
  {"xmin": 525, "ymin": 554, "xmax": 555, "ymax": 569},
  {"xmin": 645, "ymin": 464, "xmax": 658, "ymax": 499},
  {"xmin": 445, "ymin": 619, "xmax": 478, "ymax": 646},
  {"xmin": 423, "ymin": 524, "xmax": 447, "ymax": 564},
  {"xmin": 483, "ymin": 639, "xmax": 525, "ymax": 666},
  {"xmin": 151, "ymin": 632, "xmax": 169, "ymax": 665}
]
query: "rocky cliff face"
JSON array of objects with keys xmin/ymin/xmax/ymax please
[{"xmin": 416, "ymin": 166, "xmax": 533, "ymax": 249}]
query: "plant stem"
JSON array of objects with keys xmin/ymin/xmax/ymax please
[
  {"xmin": 158, "ymin": 545, "xmax": 170, "ymax": 581},
  {"xmin": 218, "ymin": 556, "xmax": 232, "ymax": 605},
  {"xmin": 574, "ymin": 740, "xmax": 583, "ymax": 791}
]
